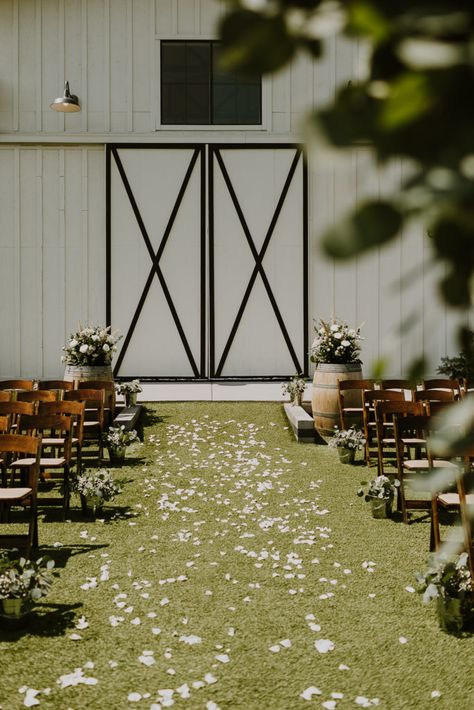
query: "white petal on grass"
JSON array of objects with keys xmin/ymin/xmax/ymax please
[
  {"xmin": 215, "ymin": 653, "xmax": 230, "ymax": 663},
  {"xmin": 279, "ymin": 639, "xmax": 291, "ymax": 648},
  {"xmin": 69, "ymin": 633, "xmax": 82, "ymax": 641},
  {"xmin": 405, "ymin": 586, "xmax": 415, "ymax": 593},
  {"xmin": 206, "ymin": 702, "xmax": 220, "ymax": 710},
  {"xmin": 128, "ymin": 692, "xmax": 142, "ymax": 702},
  {"xmin": 339, "ymin": 664, "xmax": 350, "ymax": 670},
  {"xmin": 300, "ymin": 686, "xmax": 322, "ymax": 700},
  {"xmin": 75, "ymin": 616, "xmax": 89, "ymax": 630},
  {"xmin": 322, "ymin": 702, "xmax": 337, "ymax": 710},
  {"xmin": 152, "ymin": 627, "xmax": 162, "ymax": 635},
  {"xmin": 204, "ymin": 673, "xmax": 217, "ymax": 685},
  {"xmin": 315, "ymin": 639, "xmax": 335, "ymax": 653},
  {"xmin": 431, "ymin": 690, "xmax": 442, "ymax": 698},
  {"xmin": 22, "ymin": 688, "xmax": 40, "ymax": 707},
  {"xmin": 57, "ymin": 668, "xmax": 98, "ymax": 688},
  {"xmin": 179, "ymin": 634, "xmax": 202, "ymax": 645},
  {"xmin": 399, "ymin": 637, "xmax": 408, "ymax": 644},
  {"xmin": 269, "ymin": 645, "xmax": 280, "ymax": 653}
]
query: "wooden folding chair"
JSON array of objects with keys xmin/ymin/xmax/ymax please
[
  {"xmin": 337, "ymin": 379, "xmax": 374, "ymax": 431},
  {"xmin": 16, "ymin": 414, "xmax": 73, "ymax": 519},
  {"xmin": 0, "ymin": 434, "xmax": 42, "ymax": 554},
  {"xmin": 77, "ymin": 380, "xmax": 116, "ymax": 423},
  {"xmin": 394, "ymin": 413, "xmax": 458, "ymax": 524},
  {"xmin": 0, "ymin": 391, "xmax": 12, "ymax": 402},
  {"xmin": 375, "ymin": 400, "xmax": 425, "ymax": 476},
  {"xmin": 0, "ymin": 379, "xmax": 35, "ymax": 392},
  {"xmin": 64, "ymin": 389, "xmax": 105, "ymax": 460},
  {"xmin": 363, "ymin": 390, "xmax": 405, "ymax": 468},
  {"xmin": 39, "ymin": 400, "xmax": 85, "ymax": 475}
]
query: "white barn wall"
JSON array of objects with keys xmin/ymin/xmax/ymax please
[{"xmin": 0, "ymin": 0, "xmax": 465, "ymax": 379}]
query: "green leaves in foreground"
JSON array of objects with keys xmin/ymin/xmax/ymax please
[
  {"xmin": 219, "ymin": 10, "xmax": 296, "ymax": 76},
  {"xmin": 322, "ymin": 200, "xmax": 402, "ymax": 258}
]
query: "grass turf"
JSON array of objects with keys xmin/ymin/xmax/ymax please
[{"xmin": 1, "ymin": 402, "xmax": 473, "ymax": 709}]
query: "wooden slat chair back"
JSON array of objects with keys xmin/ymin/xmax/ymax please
[
  {"xmin": 423, "ymin": 378, "xmax": 462, "ymax": 396},
  {"xmin": 38, "ymin": 400, "xmax": 85, "ymax": 474},
  {"xmin": 0, "ymin": 379, "xmax": 35, "ymax": 391},
  {"xmin": 374, "ymin": 400, "xmax": 424, "ymax": 477},
  {"xmin": 0, "ymin": 391, "xmax": 12, "ymax": 402},
  {"xmin": 17, "ymin": 390, "xmax": 58, "ymax": 405},
  {"xmin": 64, "ymin": 389, "xmax": 105, "ymax": 459},
  {"xmin": 77, "ymin": 380, "xmax": 116, "ymax": 423},
  {"xmin": 426, "ymin": 400, "xmax": 458, "ymax": 417},
  {"xmin": 0, "ymin": 401, "xmax": 35, "ymax": 430},
  {"xmin": 363, "ymin": 390, "xmax": 405, "ymax": 469},
  {"xmin": 337, "ymin": 379, "xmax": 375, "ymax": 431},
  {"xmin": 0, "ymin": 433, "xmax": 42, "ymax": 554},
  {"xmin": 37, "ymin": 380, "xmax": 75, "ymax": 401},
  {"xmin": 414, "ymin": 390, "xmax": 456, "ymax": 413},
  {"xmin": 380, "ymin": 379, "xmax": 416, "ymax": 400},
  {"xmin": 16, "ymin": 414, "xmax": 73, "ymax": 519},
  {"xmin": 0, "ymin": 415, "xmax": 10, "ymax": 433}
]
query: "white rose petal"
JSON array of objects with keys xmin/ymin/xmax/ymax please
[
  {"xmin": 315, "ymin": 638, "xmax": 335, "ymax": 653},
  {"xmin": 300, "ymin": 686, "xmax": 322, "ymax": 700}
]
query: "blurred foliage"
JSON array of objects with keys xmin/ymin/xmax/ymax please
[
  {"xmin": 219, "ymin": 0, "xmax": 474, "ymax": 344},
  {"xmin": 438, "ymin": 330, "xmax": 474, "ymax": 383}
]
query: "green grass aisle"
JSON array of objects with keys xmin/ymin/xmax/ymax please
[{"xmin": 2, "ymin": 402, "xmax": 474, "ymax": 709}]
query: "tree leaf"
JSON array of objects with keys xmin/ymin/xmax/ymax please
[{"xmin": 322, "ymin": 200, "xmax": 402, "ymax": 258}]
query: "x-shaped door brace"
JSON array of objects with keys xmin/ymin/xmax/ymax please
[
  {"xmin": 211, "ymin": 147, "xmax": 304, "ymax": 377},
  {"xmin": 111, "ymin": 146, "xmax": 204, "ymax": 377}
]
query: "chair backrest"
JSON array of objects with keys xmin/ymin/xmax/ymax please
[
  {"xmin": 338, "ymin": 379, "xmax": 375, "ymax": 393},
  {"xmin": 0, "ymin": 433, "xmax": 42, "ymax": 487},
  {"xmin": 423, "ymin": 378, "xmax": 461, "ymax": 392},
  {"xmin": 38, "ymin": 401, "xmax": 85, "ymax": 443},
  {"xmin": 0, "ymin": 379, "xmax": 35, "ymax": 391},
  {"xmin": 64, "ymin": 389, "xmax": 105, "ymax": 425},
  {"xmin": 17, "ymin": 390, "xmax": 58, "ymax": 404},
  {"xmin": 375, "ymin": 400, "xmax": 424, "ymax": 424},
  {"xmin": 414, "ymin": 389, "xmax": 455, "ymax": 404},
  {"xmin": 365, "ymin": 390, "xmax": 405, "ymax": 406},
  {"xmin": 17, "ymin": 414, "xmax": 73, "ymax": 459},
  {"xmin": 380, "ymin": 379, "xmax": 415, "ymax": 390},
  {"xmin": 426, "ymin": 400, "xmax": 458, "ymax": 416},
  {"xmin": 0, "ymin": 433, "xmax": 42, "ymax": 456},
  {"xmin": 0, "ymin": 415, "xmax": 10, "ymax": 433},
  {"xmin": 0, "ymin": 401, "xmax": 35, "ymax": 428},
  {"xmin": 0, "ymin": 391, "xmax": 12, "ymax": 402},
  {"xmin": 37, "ymin": 380, "xmax": 74, "ymax": 392},
  {"xmin": 77, "ymin": 380, "xmax": 115, "ymax": 413}
]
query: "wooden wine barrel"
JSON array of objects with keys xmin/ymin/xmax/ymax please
[
  {"xmin": 64, "ymin": 364, "xmax": 114, "ymax": 387},
  {"xmin": 312, "ymin": 363, "xmax": 363, "ymax": 436}
]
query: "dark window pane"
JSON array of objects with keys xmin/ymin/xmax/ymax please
[
  {"xmin": 161, "ymin": 40, "xmax": 261, "ymax": 125},
  {"xmin": 212, "ymin": 44, "xmax": 261, "ymax": 125}
]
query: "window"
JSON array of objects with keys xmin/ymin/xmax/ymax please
[{"xmin": 160, "ymin": 41, "xmax": 262, "ymax": 126}]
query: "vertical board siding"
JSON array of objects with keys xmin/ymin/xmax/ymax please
[{"xmin": 0, "ymin": 146, "xmax": 105, "ymax": 378}]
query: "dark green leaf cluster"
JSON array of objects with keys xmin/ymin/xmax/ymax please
[{"xmin": 438, "ymin": 330, "xmax": 474, "ymax": 383}]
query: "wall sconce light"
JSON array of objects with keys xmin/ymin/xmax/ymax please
[{"xmin": 50, "ymin": 81, "xmax": 81, "ymax": 112}]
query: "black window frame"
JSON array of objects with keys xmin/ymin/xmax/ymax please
[{"xmin": 160, "ymin": 39, "xmax": 262, "ymax": 127}]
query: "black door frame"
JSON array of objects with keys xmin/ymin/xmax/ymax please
[{"xmin": 106, "ymin": 143, "xmax": 308, "ymax": 382}]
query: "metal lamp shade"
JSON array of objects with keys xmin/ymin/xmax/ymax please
[{"xmin": 50, "ymin": 81, "xmax": 80, "ymax": 113}]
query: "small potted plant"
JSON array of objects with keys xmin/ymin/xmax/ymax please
[
  {"xmin": 103, "ymin": 425, "xmax": 139, "ymax": 464},
  {"xmin": 416, "ymin": 552, "xmax": 474, "ymax": 633},
  {"xmin": 62, "ymin": 324, "xmax": 122, "ymax": 383},
  {"xmin": 281, "ymin": 374, "xmax": 307, "ymax": 406},
  {"xmin": 357, "ymin": 475, "xmax": 400, "ymax": 518},
  {"xmin": 0, "ymin": 551, "xmax": 57, "ymax": 622},
  {"xmin": 115, "ymin": 379, "xmax": 143, "ymax": 407},
  {"xmin": 71, "ymin": 467, "xmax": 123, "ymax": 516},
  {"xmin": 329, "ymin": 425, "xmax": 365, "ymax": 464}
]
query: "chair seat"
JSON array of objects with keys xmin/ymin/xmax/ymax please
[
  {"xmin": 83, "ymin": 421, "xmax": 100, "ymax": 428},
  {"xmin": 438, "ymin": 493, "xmax": 474, "ymax": 506},
  {"xmin": 401, "ymin": 437, "xmax": 426, "ymax": 445},
  {"xmin": 13, "ymin": 457, "xmax": 66, "ymax": 468},
  {"xmin": 0, "ymin": 487, "xmax": 32, "ymax": 500},
  {"xmin": 404, "ymin": 459, "xmax": 458, "ymax": 470},
  {"xmin": 42, "ymin": 437, "xmax": 79, "ymax": 446},
  {"xmin": 343, "ymin": 407, "xmax": 363, "ymax": 413}
]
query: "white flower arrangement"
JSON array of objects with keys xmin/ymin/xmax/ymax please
[
  {"xmin": 310, "ymin": 317, "xmax": 362, "ymax": 364},
  {"xmin": 61, "ymin": 325, "xmax": 122, "ymax": 366},
  {"xmin": 281, "ymin": 374, "xmax": 307, "ymax": 402},
  {"xmin": 103, "ymin": 425, "xmax": 139, "ymax": 451},
  {"xmin": 329, "ymin": 425, "xmax": 366, "ymax": 450},
  {"xmin": 357, "ymin": 474, "xmax": 399, "ymax": 501},
  {"xmin": 416, "ymin": 553, "xmax": 473, "ymax": 603},
  {"xmin": 115, "ymin": 380, "xmax": 143, "ymax": 395},
  {"xmin": 70, "ymin": 468, "xmax": 123, "ymax": 502},
  {"xmin": 0, "ymin": 552, "xmax": 56, "ymax": 602}
]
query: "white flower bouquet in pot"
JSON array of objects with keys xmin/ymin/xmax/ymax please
[{"xmin": 62, "ymin": 325, "xmax": 122, "ymax": 366}]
